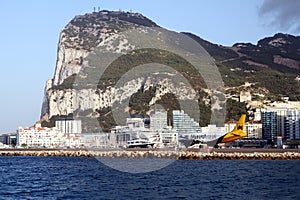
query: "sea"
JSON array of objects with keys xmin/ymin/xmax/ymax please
[{"xmin": 0, "ymin": 156, "xmax": 299, "ymax": 200}]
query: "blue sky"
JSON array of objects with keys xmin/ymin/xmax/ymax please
[{"xmin": 0, "ymin": 0, "xmax": 299, "ymax": 133}]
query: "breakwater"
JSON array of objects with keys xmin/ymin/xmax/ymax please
[{"xmin": 0, "ymin": 149, "xmax": 300, "ymax": 160}]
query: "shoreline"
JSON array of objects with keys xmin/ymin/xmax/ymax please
[{"xmin": 0, "ymin": 148, "xmax": 300, "ymax": 160}]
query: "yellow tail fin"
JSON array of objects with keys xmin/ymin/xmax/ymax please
[
  {"xmin": 216, "ymin": 114, "xmax": 247, "ymax": 145},
  {"xmin": 232, "ymin": 114, "xmax": 246, "ymax": 132}
]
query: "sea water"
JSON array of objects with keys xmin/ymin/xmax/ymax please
[{"xmin": 0, "ymin": 156, "xmax": 299, "ymax": 199}]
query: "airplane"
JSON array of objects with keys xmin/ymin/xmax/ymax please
[{"xmin": 186, "ymin": 114, "xmax": 247, "ymax": 148}]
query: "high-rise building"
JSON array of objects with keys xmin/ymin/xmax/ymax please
[
  {"xmin": 261, "ymin": 111, "xmax": 278, "ymax": 141},
  {"xmin": 285, "ymin": 110, "xmax": 300, "ymax": 140},
  {"xmin": 172, "ymin": 110, "xmax": 201, "ymax": 135},
  {"xmin": 276, "ymin": 108, "xmax": 287, "ymax": 137}
]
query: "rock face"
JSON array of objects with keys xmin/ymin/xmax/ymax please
[
  {"xmin": 42, "ymin": 11, "xmax": 159, "ymax": 119},
  {"xmin": 41, "ymin": 10, "xmax": 300, "ymax": 131},
  {"xmin": 52, "ymin": 11, "xmax": 158, "ymax": 86},
  {"xmin": 41, "ymin": 10, "xmax": 213, "ymax": 132}
]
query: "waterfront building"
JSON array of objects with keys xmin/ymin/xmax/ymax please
[
  {"xmin": 126, "ymin": 118, "xmax": 145, "ymax": 128},
  {"xmin": 158, "ymin": 127, "xmax": 178, "ymax": 147},
  {"xmin": 259, "ymin": 107, "xmax": 300, "ymax": 142},
  {"xmin": 55, "ymin": 119, "xmax": 82, "ymax": 134},
  {"xmin": 17, "ymin": 123, "xmax": 64, "ymax": 147},
  {"xmin": 178, "ymin": 125, "xmax": 225, "ymax": 143},
  {"xmin": 150, "ymin": 111, "xmax": 168, "ymax": 130},
  {"xmin": 261, "ymin": 107, "xmax": 300, "ymax": 140},
  {"xmin": 246, "ymin": 121, "xmax": 262, "ymax": 139},
  {"xmin": 0, "ymin": 133, "xmax": 17, "ymax": 146},
  {"xmin": 285, "ymin": 110, "xmax": 300, "ymax": 140},
  {"xmin": 113, "ymin": 111, "xmax": 179, "ymax": 148},
  {"xmin": 113, "ymin": 119, "xmax": 158, "ymax": 148},
  {"xmin": 80, "ymin": 133, "xmax": 110, "ymax": 148},
  {"xmin": 64, "ymin": 133, "xmax": 81, "ymax": 147},
  {"xmin": 172, "ymin": 110, "xmax": 201, "ymax": 135},
  {"xmin": 17, "ymin": 123, "xmax": 81, "ymax": 148},
  {"xmin": 261, "ymin": 111, "xmax": 278, "ymax": 141},
  {"xmin": 224, "ymin": 120, "xmax": 238, "ymax": 133},
  {"xmin": 270, "ymin": 108, "xmax": 288, "ymax": 138},
  {"xmin": 0, "ymin": 135, "xmax": 5, "ymax": 146},
  {"xmin": 199, "ymin": 125, "xmax": 225, "ymax": 141}
]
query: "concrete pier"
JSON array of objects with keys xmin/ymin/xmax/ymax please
[{"xmin": 0, "ymin": 149, "xmax": 300, "ymax": 160}]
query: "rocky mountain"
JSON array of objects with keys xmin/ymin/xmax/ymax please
[
  {"xmin": 41, "ymin": 10, "xmax": 300, "ymax": 132},
  {"xmin": 41, "ymin": 10, "xmax": 160, "ymax": 126},
  {"xmin": 184, "ymin": 32, "xmax": 300, "ymax": 99},
  {"xmin": 184, "ymin": 32, "xmax": 300, "ymax": 72}
]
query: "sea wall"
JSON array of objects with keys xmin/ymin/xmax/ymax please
[{"xmin": 0, "ymin": 149, "xmax": 300, "ymax": 160}]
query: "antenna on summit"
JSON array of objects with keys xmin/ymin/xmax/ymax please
[
  {"xmin": 93, "ymin": 7, "xmax": 96, "ymax": 12},
  {"xmin": 98, "ymin": 6, "xmax": 100, "ymax": 12}
]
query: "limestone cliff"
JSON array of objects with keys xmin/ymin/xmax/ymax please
[
  {"xmin": 41, "ymin": 10, "xmax": 214, "ymax": 132},
  {"xmin": 41, "ymin": 11, "xmax": 159, "ymax": 118},
  {"xmin": 41, "ymin": 10, "xmax": 300, "ymax": 132}
]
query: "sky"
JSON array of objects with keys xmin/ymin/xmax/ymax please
[{"xmin": 0, "ymin": 0, "xmax": 299, "ymax": 133}]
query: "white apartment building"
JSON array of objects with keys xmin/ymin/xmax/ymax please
[
  {"xmin": 246, "ymin": 122, "xmax": 263, "ymax": 138},
  {"xmin": 172, "ymin": 110, "xmax": 201, "ymax": 135},
  {"xmin": 198, "ymin": 125, "xmax": 225, "ymax": 141},
  {"xmin": 126, "ymin": 118, "xmax": 145, "ymax": 128},
  {"xmin": 17, "ymin": 123, "xmax": 63, "ymax": 147},
  {"xmin": 158, "ymin": 128, "xmax": 178, "ymax": 147},
  {"xmin": 17, "ymin": 123, "xmax": 81, "ymax": 148},
  {"xmin": 55, "ymin": 119, "xmax": 82, "ymax": 134},
  {"xmin": 150, "ymin": 111, "xmax": 168, "ymax": 130},
  {"xmin": 224, "ymin": 120, "xmax": 239, "ymax": 133}
]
